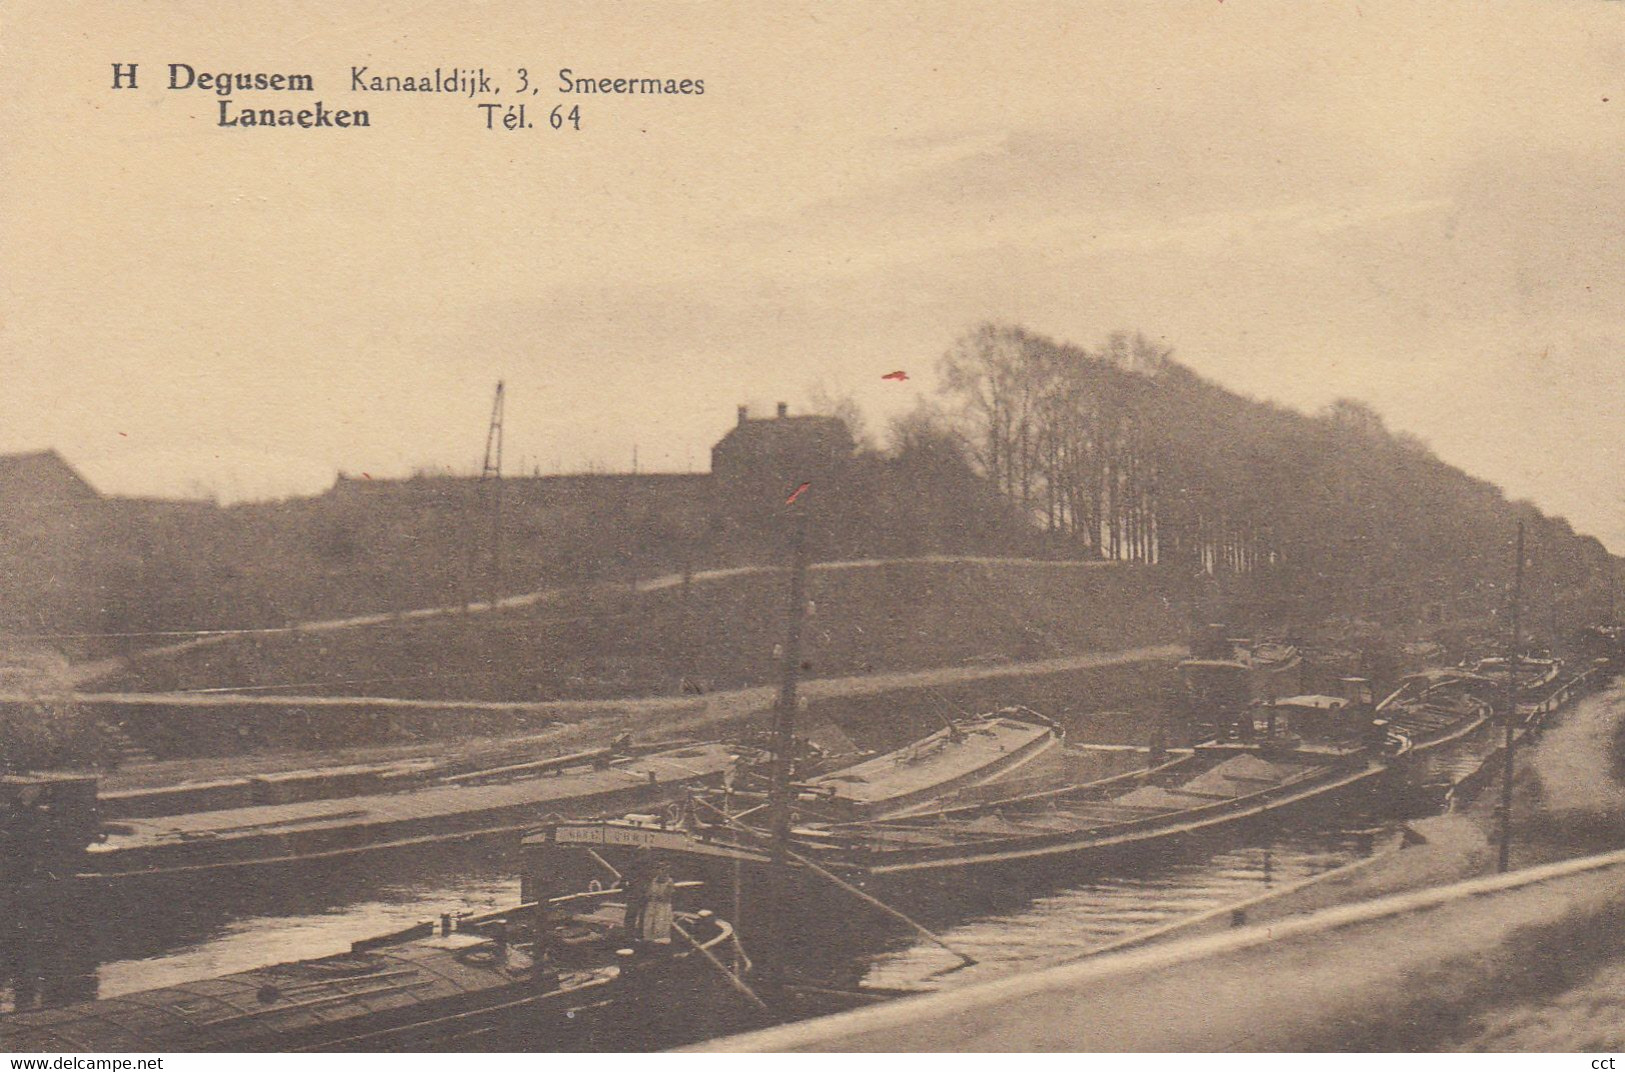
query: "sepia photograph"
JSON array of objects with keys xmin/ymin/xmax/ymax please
[{"xmin": 2, "ymin": 0, "xmax": 1624, "ymax": 1056}]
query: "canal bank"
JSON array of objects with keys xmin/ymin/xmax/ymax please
[
  {"xmin": 25, "ymin": 642, "xmax": 1184, "ymax": 820},
  {"xmin": 699, "ymin": 681, "xmax": 1625, "ymax": 1051}
]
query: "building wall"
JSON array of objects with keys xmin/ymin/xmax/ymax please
[{"xmin": 710, "ymin": 405, "xmax": 854, "ymax": 514}]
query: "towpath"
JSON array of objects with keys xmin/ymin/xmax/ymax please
[
  {"xmin": 68, "ymin": 555, "xmax": 1117, "ymax": 686},
  {"xmin": 41, "ymin": 640, "xmax": 1184, "ymax": 794}
]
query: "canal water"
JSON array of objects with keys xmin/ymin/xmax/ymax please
[
  {"xmin": 857, "ymin": 816, "xmax": 1392, "ymax": 990},
  {"xmin": 15, "ymin": 682, "xmax": 1618, "ymax": 1049},
  {"xmin": 0, "ymin": 807, "xmax": 1394, "ymax": 1046}
]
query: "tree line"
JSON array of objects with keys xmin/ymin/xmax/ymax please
[{"xmin": 920, "ymin": 322, "xmax": 1619, "ymax": 633}]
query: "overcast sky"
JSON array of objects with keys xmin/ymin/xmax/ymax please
[{"xmin": 4, "ymin": 1, "xmax": 1622, "ymax": 550}]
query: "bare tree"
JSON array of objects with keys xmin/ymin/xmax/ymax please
[{"xmin": 805, "ymin": 381, "xmax": 875, "ymax": 451}]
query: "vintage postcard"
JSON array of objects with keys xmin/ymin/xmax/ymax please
[{"xmin": 3, "ymin": 0, "xmax": 1624, "ymax": 1057}]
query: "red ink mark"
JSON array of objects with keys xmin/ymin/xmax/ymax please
[
  {"xmin": 786, "ymin": 481, "xmax": 810, "ymax": 505},
  {"xmin": 881, "ymin": 370, "xmax": 909, "ymax": 382},
  {"xmin": 117, "ymin": 432, "xmax": 127, "ymax": 437},
  {"xmin": 362, "ymin": 472, "xmax": 372, "ymax": 480}
]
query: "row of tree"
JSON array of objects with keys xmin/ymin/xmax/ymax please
[
  {"xmin": 924, "ymin": 322, "xmax": 1620, "ymax": 632},
  {"xmin": 934, "ymin": 323, "xmax": 1276, "ymax": 569}
]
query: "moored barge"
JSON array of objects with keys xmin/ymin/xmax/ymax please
[
  {"xmin": 79, "ymin": 742, "xmax": 733, "ymax": 883},
  {"xmin": 0, "ymin": 887, "xmax": 735, "ymax": 1052}
]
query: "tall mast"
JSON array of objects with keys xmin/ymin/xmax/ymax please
[
  {"xmin": 479, "ymin": 380, "xmax": 506, "ymax": 607},
  {"xmin": 1497, "ymin": 520, "xmax": 1524, "ymax": 873},
  {"xmin": 769, "ymin": 502, "xmax": 809, "ymax": 860}
]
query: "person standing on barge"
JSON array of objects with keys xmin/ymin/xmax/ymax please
[{"xmin": 641, "ymin": 860, "xmax": 676, "ymax": 945}]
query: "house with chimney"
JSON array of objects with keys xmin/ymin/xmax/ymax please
[{"xmin": 710, "ymin": 402, "xmax": 855, "ymax": 513}]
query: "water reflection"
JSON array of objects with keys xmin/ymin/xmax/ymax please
[
  {"xmin": 2, "ymin": 842, "xmax": 520, "ymax": 1015},
  {"xmin": 2, "ymin": 806, "xmax": 1391, "ymax": 1042},
  {"xmin": 860, "ymin": 818, "xmax": 1388, "ymax": 988}
]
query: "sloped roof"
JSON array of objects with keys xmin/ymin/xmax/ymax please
[
  {"xmin": 0, "ymin": 450, "xmax": 100, "ymax": 502},
  {"xmin": 712, "ymin": 414, "xmax": 854, "ymax": 454}
]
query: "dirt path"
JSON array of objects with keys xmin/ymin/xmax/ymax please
[
  {"xmin": 1119, "ymin": 678, "xmax": 1625, "ymax": 1051},
  {"xmin": 1443, "ymin": 680, "xmax": 1625, "ymax": 1051},
  {"xmin": 59, "ymin": 642, "xmax": 1184, "ymax": 718},
  {"xmin": 65, "ymin": 642, "xmax": 1184, "ymax": 792}
]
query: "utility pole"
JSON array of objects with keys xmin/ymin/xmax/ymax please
[
  {"xmin": 1497, "ymin": 521, "xmax": 1524, "ymax": 874},
  {"xmin": 478, "ymin": 381, "xmax": 506, "ymax": 608}
]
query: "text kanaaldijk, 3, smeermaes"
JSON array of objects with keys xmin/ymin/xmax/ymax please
[{"xmin": 108, "ymin": 63, "xmax": 707, "ymax": 129}]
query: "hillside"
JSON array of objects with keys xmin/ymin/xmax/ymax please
[
  {"xmin": 935, "ymin": 325, "xmax": 1624, "ymax": 637},
  {"xmin": 2, "ymin": 441, "xmax": 1033, "ymax": 658},
  {"xmin": 6, "ymin": 325, "xmax": 1622, "ymax": 674},
  {"xmin": 96, "ymin": 559, "xmax": 1186, "ymax": 702}
]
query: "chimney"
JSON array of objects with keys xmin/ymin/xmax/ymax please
[
  {"xmin": 737, "ymin": 404, "xmax": 749, "ymax": 426},
  {"xmin": 777, "ymin": 402, "xmax": 789, "ymax": 419}
]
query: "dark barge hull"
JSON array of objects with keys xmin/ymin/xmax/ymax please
[
  {"xmin": 530, "ymin": 747, "xmax": 1397, "ymax": 939},
  {"xmin": 0, "ymin": 893, "xmax": 735, "ymax": 1053},
  {"xmin": 531, "ymin": 673, "xmax": 1587, "ymax": 927},
  {"xmin": 77, "ymin": 744, "xmax": 732, "ymax": 885}
]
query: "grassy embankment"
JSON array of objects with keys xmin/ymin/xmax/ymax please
[{"xmin": 93, "ymin": 559, "xmax": 1188, "ymax": 757}]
